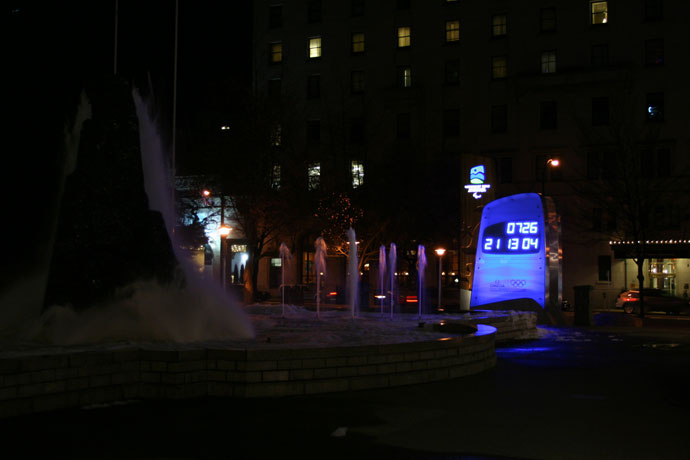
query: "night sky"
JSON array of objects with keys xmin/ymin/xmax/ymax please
[{"xmin": 3, "ymin": 1, "xmax": 252, "ymax": 283}]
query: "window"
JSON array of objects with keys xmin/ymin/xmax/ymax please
[
  {"xmin": 307, "ymin": 0, "xmax": 321, "ymax": 24},
  {"xmin": 598, "ymin": 255, "xmax": 612, "ymax": 282},
  {"xmin": 644, "ymin": 0, "xmax": 663, "ymax": 21},
  {"xmin": 491, "ymin": 105, "xmax": 507, "ymax": 133},
  {"xmin": 396, "ymin": 113, "xmax": 410, "ymax": 139},
  {"xmin": 302, "ymin": 252, "xmax": 314, "ymax": 283},
  {"xmin": 271, "ymin": 124, "xmax": 282, "ymax": 147},
  {"xmin": 397, "ymin": 0, "xmax": 410, "ymax": 9},
  {"xmin": 351, "ymin": 70, "xmax": 365, "ymax": 93},
  {"xmin": 591, "ymin": 44, "xmax": 608, "ymax": 67},
  {"xmin": 270, "ymin": 42, "xmax": 283, "ymax": 63},
  {"xmin": 307, "ymin": 120, "xmax": 320, "ymax": 141},
  {"xmin": 646, "ymin": 92, "xmax": 664, "ymax": 122},
  {"xmin": 540, "ymin": 51, "xmax": 557, "ymax": 73},
  {"xmin": 352, "ymin": 33, "xmax": 365, "ymax": 53},
  {"xmin": 307, "ymin": 163, "xmax": 321, "ymax": 190},
  {"xmin": 351, "ymin": 0, "xmax": 364, "ymax": 17},
  {"xmin": 268, "ymin": 78, "xmax": 282, "ymax": 98},
  {"xmin": 498, "ymin": 157, "xmax": 513, "ymax": 184},
  {"xmin": 271, "ymin": 164, "xmax": 281, "ymax": 190},
  {"xmin": 591, "ymin": 97, "xmax": 609, "ymax": 126},
  {"xmin": 397, "ymin": 26, "xmax": 411, "ymax": 48},
  {"xmin": 350, "ymin": 117, "xmax": 365, "ymax": 143},
  {"xmin": 269, "ymin": 5, "xmax": 282, "ymax": 29},
  {"xmin": 591, "ymin": 1, "xmax": 608, "ymax": 25},
  {"xmin": 445, "ymin": 21, "xmax": 460, "ymax": 42},
  {"xmin": 444, "ymin": 109, "xmax": 460, "ymax": 137},
  {"xmin": 491, "ymin": 15, "xmax": 507, "ymax": 37},
  {"xmin": 308, "ymin": 37, "xmax": 322, "ymax": 59},
  {"xmin": 397, "ymin": 66, "xmax": 412, "ymax": 88},
  {"xmin": 351, "ymin": 161, "xmax": 364, "ymax": 188},
  {"xmin": 492, "ymin": 56, "xmax": 507, "ymax": 79},
  {"xmin": 307, "ymin": 74, "xmax": 320, "ymax": 99},
  {"xmin": 645, "ymin": 39, "xmax": 664, "ymax": 66},
  {"xmin": 539, "ymin": 101, "xmax": 557, "ymax": 129},
  {"xmin": 540, "ymin": 8, "xmax": 556, "ymax": 31},
  {"xmin": 445, "ymin": 59, "xmax": 460, "ymax": 84}
]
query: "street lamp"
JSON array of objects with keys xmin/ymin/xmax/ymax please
[
  {"xmin": 541, "ymin": 158, "xmax": 560, "ymax": 196},
  {"xmin": 435, "ymin": 248, "xmax": 446, "ymax": 310},
  {"xmin": 218, "ymin": 225, "xmax": 232, "ymax": 289}
]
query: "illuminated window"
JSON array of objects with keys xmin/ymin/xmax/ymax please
[
  {"xmin": 492, "ymin": 15, "xmax": 507, "ymax": 37},
  {"xmin": 352, "ymin": 33, "xmax": 365, "ymax": 53},
  {"xmin": 271, "ymin": 124, "xmax": 282, "ymax": 146},
  {"xmin": 591, "ymin": 43, "xmax": 608, "ymax": 67},
  {"xmin": 269, "ymin": 5, "xmax": 282, "ymax": 29},
  {"xmin": 271, "ymin": 165, "xmax": 281, "ymax": 190},
  {"xmin": 308, "ymin": 163, "xmax": 321, "ymax": 190},
  {"xmin": 445, "ymin": 59, "xmax": 460, "ymax": 84},
  {"xmin": 645, "ymin": 39, "xmax": 664, "ymax": 66},
  {"xmin": 309, "ymin": 37, "xmax": 322, "ymax": 58},
  {"xmin": 397, "ymin": 26, "xmax": 411, "ymax": 47},
  {"xmin": 398, "ymin": 66, "xmax": 412, "ymax": 88},
  {"xmin": 307, "ymin": 74, "xmax": 320, "ymax": 98},
  {"xmin": 302, "ymin": 252, "xmax": 314, "ymax": 283},
  {"xmin": 445, "ymin": 21, "xmax": 460, "ymax": 42},
  {"xmin": 540, "ymin": 8, "xmax": 556, "ymax": 31},
  {"xmin": 540, "ymin": 50, "xmax": 556, "ymax": 73},
  {"xmin": 646, "ymin": 92, "xmax": 664, "ymax": 122},
  {"xmin": 539, "ymin": 101, "xmax": 557, "ymax": 129},
  {"xmin": 351, "ymin": 161, "xmax": 364, "ymax": 188},
  {"xmin": 270, "ymin": 42, "xmax": 282, "ymax": 63},
  {"xmin": 351, "ymin": 70, "xmax": 365, "ymax": 93},
  {"xmin": 492, "ymin": 56, "xmax": 507, "ymax": 79},
  {"xmin": 591, "ymin": 1, "xmax": 608, "ymax": 24}
]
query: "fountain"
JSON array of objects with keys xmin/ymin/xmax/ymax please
[
  {"xmin": 388, "ymin": 243, "xmax": 397, "ymax": 320},
  {"xmin": 378, "ymin": 245, "xmax": 387, "ymax": 315},
  {"xmin": 279, "ymin": 242, "xmax": 292, "ymax": 317},
  {"xmin": 346, "ymin": 228, "xmax": 359, "ymax": 319},
  {"xmin": 314, "ymin": 237, "xmax": 327, "ymax": 319},
  {"xmin": 417, "ymin": 245, "xmax": 427, "ymax": 319}
]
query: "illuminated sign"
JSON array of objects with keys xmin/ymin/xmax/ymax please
[
  {"xmin": 471, "ymin": 193, "xmax": 561, "ymax": 309},
  {"xmin": 464, "ymin": 165, "xmax": 491, "ymax": 199}
]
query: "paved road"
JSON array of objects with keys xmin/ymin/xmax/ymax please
[{"xmin": 2, "ymin": 325, "xmax": 689, "ymax": 459}]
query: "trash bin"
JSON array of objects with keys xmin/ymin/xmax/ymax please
[{"xmin": 573, "ymin": 285, "xmax": 593, "ymax": 326}]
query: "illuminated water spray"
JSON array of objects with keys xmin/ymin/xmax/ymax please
[
  {"xmin": 347, "ymin": 228, "xmax": 359, "ymax": 319},
  {"xmin": 314, "ymin": 237, "xmax": 327, "ymax": 319},
  {"xmin": 279, "ymin": 242, "xmax": 292, "ymax": 317},
  {"xmin": 417, "ymin": 245, "xmax": 427, "ymax": 319},
  {"xmin": 388, "ymin": 243, "xmax": 397, "ymax": 320},
  {"xmin": 378, "ymin": 245, "xmax": 386, "ymax": 315}
]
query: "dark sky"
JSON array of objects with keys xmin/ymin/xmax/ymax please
[{"xmin": 3, "ymin": 1, "xmax": 252, "ymax": 279}]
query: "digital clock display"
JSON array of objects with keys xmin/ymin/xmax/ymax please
[{"xmin": 481, "ymin": 221, "xmax": 541, "ymax": 254}]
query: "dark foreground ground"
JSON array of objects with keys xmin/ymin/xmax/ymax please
[{"xmin": 1, "ymin": 324, "xmax": 689, "ymax": 460}]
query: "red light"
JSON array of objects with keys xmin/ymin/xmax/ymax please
[
  {"xmin": 405, "ymin": 296, "xmax": 418, "ymax": 303},
  {"xmin": 328, "ymin": 291, "xmax": 337, "ymax": 296}
]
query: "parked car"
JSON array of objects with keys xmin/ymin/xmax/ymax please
[{"xmin": 615, "ymin": 289, "xmax": 690, "ymax": 315}]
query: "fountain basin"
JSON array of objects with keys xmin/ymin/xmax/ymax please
[{"xmin": 0, "ymin": 314, "xmax": 499, "ymax": 418}]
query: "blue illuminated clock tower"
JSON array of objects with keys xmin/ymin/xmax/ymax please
[{"xmin": 471, "ymin": 193, "xmax": 562, "ymax": 311}]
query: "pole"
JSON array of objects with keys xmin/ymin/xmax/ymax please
[{"xmin": 438, "ymin": 255, "xmax": 443, "ymax": 310}]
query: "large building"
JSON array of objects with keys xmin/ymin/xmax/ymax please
[{"xmin": 249, "ymin": 0, "xmax": 690, "ymax": 309}]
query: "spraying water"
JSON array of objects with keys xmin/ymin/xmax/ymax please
[
  {"xmin": 347, "ymin": 228, "xmax": 359, "ymax": 319},
  {"xmin": 388, "ymin": 243, "xmax": 397, "ymax": 320},
  {"xmin": 378, "ymin": 245, "xmax": 386, "ymax": 315},
  {"xmin": 279, "ymin": 242, "xmax": 292, "ymax": 317},
  {"xmin": 314, "ymin": 237, "xmax": 327, "ymax": 319},
  {"xmin": 417, "ymin": 245, "xmax": 427, "ymax": 319}
]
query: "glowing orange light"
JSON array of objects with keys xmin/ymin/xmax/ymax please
[
  {"xmin": 549, "ymin": 159, "xmax": 560, "ymax": 167},
  {"xmin": 435, "ymin": 248, "xmax": 446, "ymax": 256},
  {"xmin": 202, "ymin": 189, "xmax": 211, "ymax": 197},
  {"xmin": 218, "ymin": 225, "xmax": 231, "ymax": 237}
]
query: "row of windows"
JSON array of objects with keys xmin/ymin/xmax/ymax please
[
  {"xmin": 267, "ymin": 0, "xmax": 665, "ymax": 34},
  {"xmin": 270, "ymin": 161, "xmax": 365, "ymax": 191},
  {"xmin": 290, "ymin": 93, "xmax": 665, "ymax": 146}
]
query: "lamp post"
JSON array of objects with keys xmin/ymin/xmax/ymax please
[
  {"xmin": 218, "ymin": 225, "xmax": 232, "ymax": 290},
  {"xmin": 435, "ymin": 248, "xmax": 446, "ymax": 310},
  {"xmin": 541, "ymin": 158, "xmax": 560, "ymax": 195}
]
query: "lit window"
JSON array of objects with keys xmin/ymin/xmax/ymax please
[
  {"xmin": 271, "ymin": 165, "xmax": 281, "ymax": 190},
  {"xmin": 352, "ymin": 33, "xmax": 365, "ymax": 53},
  {"xmin": 492, "ymin": 15, "xmax": 507, "ymax": 37},
  {"xmin": 445, "ymin": 21, "xmax": 460, "ymax": 42},
  {"xmin": 398, "ymin": 66, "xmax": 412, "ymax": 88},
  {"xmin": 492, "ymin": 56, "xmax": 507, "ymax": 79},
  {"xmin": 351, "ymin": 70, "xmax": 365, "ymax": 93},
  {"xmin": 541, "ymin": 50, "xmax": 557, "ymax": 73},
  {"xmin": 308, "ymin": 163, "xmax": 321, "ymax": 190},
  {"xmin": 540, "ymin": 8, "xmax": 556, "ymax": 31},
  {"xmin": 270, "ymin": 42, "xmax": 282, "ymax": 63},
  {"xmin": 309, "ymin": 37, "xmax": 322, "ymax": 58},
  {"xmin": 271, "ymin": 124, "xmax": 282, "ymax": 146},
  {"xmin": 397, "ymin": 26, "xmax": 411, "ymax": 47},
  {"xmin": 351, "ymin": 161, "xmax": 364, "ymax": 188},
  {"xmin": 646, "ymin": 92, "xmax": 664, "ymax": 122},
  {"xmin": 591, "ymin": 1, "xmax": 608, "ymax": 24}
]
